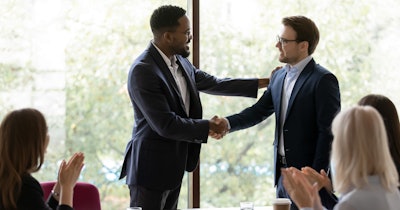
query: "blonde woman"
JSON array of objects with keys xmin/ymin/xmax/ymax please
[
  {"xmin": 0, "ymin": 108, "xmax": 84, "ymax": 210},
  {"xmin": 282, "ymin": 106, "xmax": 400, "ymax": 210}
]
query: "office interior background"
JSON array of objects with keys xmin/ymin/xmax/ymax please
[{"xmin": 1, "ymin": 0, "xmax": 400, "ymax": 209}]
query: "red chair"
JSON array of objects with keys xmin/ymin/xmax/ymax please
[{"xmin": 41, "ymin": 181, "xmax": 101, "ymax": 210}]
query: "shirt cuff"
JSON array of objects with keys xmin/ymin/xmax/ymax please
[{"xmin": 225, "ymin": 117, "xmax": 231, "ymax": 131}]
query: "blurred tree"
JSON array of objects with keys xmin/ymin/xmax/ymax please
[
  {"xmin": 63, "ymin": 0, "xmax": 186, "ymax": 209},
  {"xmin": 1, "ymin": 0, "xmax": 400, "ymax": 209},
  {"xmin": 197, "ymin": 0, "xmax": 398, "ymax": 207}
]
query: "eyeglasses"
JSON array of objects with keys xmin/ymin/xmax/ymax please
[
  {"xmin": 276, "ymin": 35, "xmax": 298, "ymax": 45},
  {"xmin": 167, "ymin": 30, "xmax": 192, "ymax": 37},
  {"xmin": 175, "ymin": 30, "xmax": 192, "ymax": 37}
]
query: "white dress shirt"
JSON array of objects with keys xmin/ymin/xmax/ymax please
[
  {"xmin": 279, "ymin": 56, "xmax": 312, "ymax": 156},
  {"xmin": 152, "ymin": 42, "xmax": 190, "ymax": 115}
]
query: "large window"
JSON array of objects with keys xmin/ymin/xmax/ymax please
[
  {"xmin": 0, "ymin": 0, "xmax": 186, "ymax": 209},
  {"xmin": 1, "ymin": 0, "xmax": 400, "ymax": 209},
  {"xmin": 198, "ymin": 0, "xmax": 400, "ymax": 207}
]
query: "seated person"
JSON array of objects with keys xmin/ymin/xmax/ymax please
[
  {"xmin": 282, "ymin": 105, "xmax": 400, "ymax": 210},
  {"xmin": 299, "ymin": 94, "xmax": 400, "ymax": 200},
  {"xmin": 0, "ymin": 108, "xmax": 84, "ymax": 210}
]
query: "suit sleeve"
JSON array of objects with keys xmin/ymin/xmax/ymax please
[
  {"xmin": 193, "ymin": 68, "xmax": 259, "ymax": 98},
  {"xmin": 223, "ymin": 69, "xmax": 284, "ymax": 132},
  {"xmin": 313, "ymin": 73, "xmax": 340, "ymax": 170},
  {"xmin": 226, "ymin": 88, "xmax": 275, "ymax": 132}
]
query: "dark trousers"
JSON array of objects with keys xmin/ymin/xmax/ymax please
[
  {"xmin": 129, "ymin": 184, "xmax": 181, "ymax": 210},
  {"xmin": 277, "ymin": 175, "xmax": 299, "ymax": 210},
  {"xmin": 276, "ymin": 155, "xmax": 298, "ymax": 209}
]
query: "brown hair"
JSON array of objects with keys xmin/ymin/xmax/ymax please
[
  {"xmin": 282, "ymin": 16, "xmax": 320, "ymax": 55},
  {"xmin": 358, "ymin": 94, "xmax": 400, "ymax": 174},
  {"xmin": 0, "ymin": 108, "xmax": 48, "ymax": 209}
]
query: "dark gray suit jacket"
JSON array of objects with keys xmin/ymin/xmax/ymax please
[{"xmin": 119, "ymin": 43, "xmax": 259, "ymax": 190}]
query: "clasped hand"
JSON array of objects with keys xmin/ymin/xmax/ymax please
[{"xmin": 208, "ymin": 116, "xmax": 229, "ymax": 139}]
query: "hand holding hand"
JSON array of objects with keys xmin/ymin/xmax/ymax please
[{"xmin": 209, "ymin": 116, "xmax": 228, "ymax": 139}]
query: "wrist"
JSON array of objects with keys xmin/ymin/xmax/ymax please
[
  {"xmin": 324, "ymin": 182, "xmax": 334, "ymax": 194},
  {"xmin": 51, "ymin": 189, "xmax": 60, "ymax": 200}
]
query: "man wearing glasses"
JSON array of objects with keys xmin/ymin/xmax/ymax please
[{"xmin": 212, "ymin": 16, "xmax": 340, "ymax": 210}]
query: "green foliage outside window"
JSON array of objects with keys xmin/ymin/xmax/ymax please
[{"xmin": 1, "ymin": 0, "xmax": 400, "ymax": 209}]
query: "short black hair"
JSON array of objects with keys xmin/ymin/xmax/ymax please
[{"xmin": 150, "ymin": 5, "xmax": 186, "ymax": 34}]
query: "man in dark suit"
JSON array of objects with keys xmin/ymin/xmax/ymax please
[
  {"xmin": 212, "ymin": 16, "xmax": 340, "ymax": 210},
  {"xmin": 119, "ymin": 5, "xmax": 268, "ymax": 209}
]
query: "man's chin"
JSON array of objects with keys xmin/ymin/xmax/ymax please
[
  {"xmin": 279, "ymin": 57, "xmax": 288, "ymax": 63},
  {"xmin": 180, "ymin": 50, "xmax": 190, "ymax": 58}
]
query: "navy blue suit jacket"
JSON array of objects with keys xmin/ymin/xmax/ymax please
[
  {"xmin": 227, "ymin": 59, "xmax": 340, "ymax": 184},
  {"xmin": 119, "ymin": 43, "xmax": 259, "ymax": 190}
]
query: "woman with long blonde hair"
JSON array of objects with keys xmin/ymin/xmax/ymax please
[
  {"xmin": 282, "ymin": 106, "xmax": 400, "ymax": 210},
  {"xmin": 0, "ymin": 108, "xmax": 84, "ymax": 210}
]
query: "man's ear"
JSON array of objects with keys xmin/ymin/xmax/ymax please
[
  {"xmin": 163, "ymin": 31, "xmax": 173, "ymax": 44},
  {"xmin": 300, "ymin": 41, "xmax": 309, "ymax": 53}
]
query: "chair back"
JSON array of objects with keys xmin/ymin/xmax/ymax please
[{"xmin": 41, "ymin": 181, "xmax": 101, "ymax": 210}]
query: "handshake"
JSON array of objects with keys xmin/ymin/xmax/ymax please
[{"xmin": 208, "ymin": 116, "xmax": 229, "ymax": 139}]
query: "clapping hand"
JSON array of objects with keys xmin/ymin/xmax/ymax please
[
  {"xmin": 301, "ymin": 166, "xmax": 333, "ymax": 193},
  {"xmin": 281, "ymin": 167, "xmax": 324, "ymax": 210},
  {"xmin": 52, "ymin": 152, "xmax": 85, "ymax": 207},
  {"xmin": 58, "ymin": 152, "xmax": 85, "ymax": 189}
]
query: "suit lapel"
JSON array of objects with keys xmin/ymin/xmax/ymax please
[
  {"xmin": 149, "ymin": 44, "xmax": 181, "ymax": 93},
  {"xmin": 274, "ymin": 70, "xmax": 286, "ymax": 123},
  {"xmin": 176, "ymin": 57, "xmax": 196, "ymax": 95},
  {"xmin": 285, "ymin": 60, "xmax": 315, "ymax": 118},
  {"xmin": 149, "ymin": 44, "xmax": 187, "ymax": 115},
  {"xmin": 176, "ymin": 57, "xmax": 201, "ymax": 118}
]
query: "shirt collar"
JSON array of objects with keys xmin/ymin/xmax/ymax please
[
  {"xmin": 285, "ymin": 55, "xmax": 313, "ymax": 74},
  {"xmin": 152, "ymin": 42, "xmax": 177, "ymax": 68}
]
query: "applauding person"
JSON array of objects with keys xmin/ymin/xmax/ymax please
[
  {"xmin": 0, "ymin": 108, "xmax": 85, "ymax": 210},
  {"xmin": 282, "ymin": 106, "xmax": 400, "ymax": 210},
  {"xmin": 297, "ymin": 94, "xmax": 400, "ymax": 204}
]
